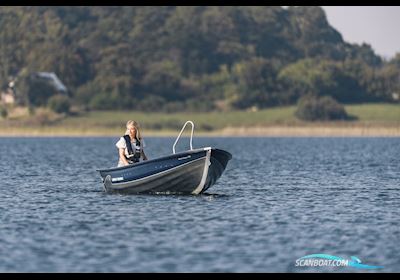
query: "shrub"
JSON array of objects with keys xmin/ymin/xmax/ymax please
[
  {"xmin": 47, "ymin": 94, "xmax": 71, "ymax": 114},
  {"xmin": 0, "ymin": 106, "xmax": 8, "ymax": 119},
  {"xmin": 28, "ymin": 105, "xmax": 36, "ymax": 116},
  {"xmin": 295, "ymin": 95, "xmax": 349, "ymax": 121}
]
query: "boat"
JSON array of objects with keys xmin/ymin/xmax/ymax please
[{"xmin": 97, "ymin": 121, "xmax": 232, "ymax": 194}]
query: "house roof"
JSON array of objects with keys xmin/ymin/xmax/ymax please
[{"xmin": 36, "ymin": 72, "xmax": 67, "ymax": 92}]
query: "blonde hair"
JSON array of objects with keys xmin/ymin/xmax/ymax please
[{"xmin": 125, "ymin": 120, "xmax": 142, "ymax": 140}]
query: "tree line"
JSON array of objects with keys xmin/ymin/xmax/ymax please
[{"xmin": 1, "ymin": 6, "xmax": 399, "ymax": 113}]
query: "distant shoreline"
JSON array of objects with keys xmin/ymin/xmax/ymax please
[
  {"xmin": 217, "ymin": 125, "xmax": 400, "ymax": 137},
  {"xmin": 1, "ymin": 124, "xmax": 399, "ymax": 137},
  {"xmin": 1, "ymin": 104, "xmax": 399, "ymax": 137}
]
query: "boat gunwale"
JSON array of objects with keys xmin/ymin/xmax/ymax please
[{"xmin": 97, "ymin": 147, "xmax": 212, "ymax": 173}]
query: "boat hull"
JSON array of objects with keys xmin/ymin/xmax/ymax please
[{"xmin": 97, "ymin": 148, "xmax": 232, "ymax": 194}]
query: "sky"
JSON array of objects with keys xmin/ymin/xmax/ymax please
[{"xmin": 321, "ymin": 6, "xmax": 400, "ymax": 59}]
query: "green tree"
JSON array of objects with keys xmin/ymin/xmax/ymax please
[
  {"xmin": 279, "ymin": 59, "xmax": 366, "ymax": 103},
  {"xmin": 48, "ymin": 94, "xmax": 71, "ymax": 114},
  {"xmin": 231, "ymin": 57, "xmax": 282, "ymax": 109},
  {"xmin": 0, "ymin": 106, "xmax": 8, "ymax": 119},
  {"xmin": 26, "ymin": 76, "xmax": 58, "ymax": 107}
]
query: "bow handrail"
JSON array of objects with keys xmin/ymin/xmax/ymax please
[{"xmin": 173, "ymin": 121, "xmax": 194, "ymax": 154}]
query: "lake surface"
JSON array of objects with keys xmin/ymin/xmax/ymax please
[{"xmin": 0, "ymin": 137, "xmax": 399, "ymax": 272}]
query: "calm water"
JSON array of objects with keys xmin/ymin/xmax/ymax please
[{"xmin": 0, "ymin": 137, "xmax": 399, "ymax": 272}]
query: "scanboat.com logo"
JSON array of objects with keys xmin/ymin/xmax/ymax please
[{"xmin": 295, "ymin": 254, "xmax": 383, "ymax": 270}]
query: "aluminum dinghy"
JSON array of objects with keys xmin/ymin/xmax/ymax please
[{"xmin": 97, "ymin": 121, "xmax": 232, "ymax": 194}]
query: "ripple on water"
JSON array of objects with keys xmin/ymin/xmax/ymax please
[{"xmin": 0, "ymin": 137, "xmax": 399, "ymax": 272}]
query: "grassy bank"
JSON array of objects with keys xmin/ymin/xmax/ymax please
[{"xmin": 0, "ymin": 103, "xmax": 399, "ymax": 136}]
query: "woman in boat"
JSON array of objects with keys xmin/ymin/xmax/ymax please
[{"xmin": 116, "ymin": 120, "xmax": 148, "ymax": 167}]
